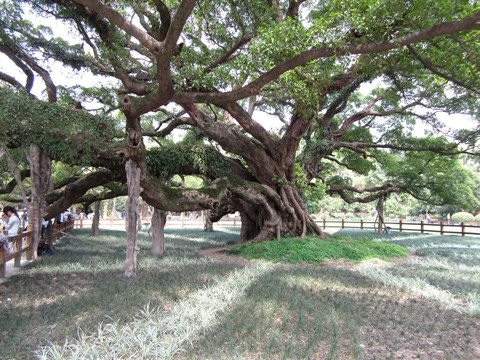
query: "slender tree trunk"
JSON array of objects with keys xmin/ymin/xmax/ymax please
[
  {"xmin": 45, "ymin": 221, "xmax": 54, "ymax": 247},
  {"xmin": 112, "ymin": 198, "xmax": 116, "ymax": 219},
  {"xmin": 103, "ymin": 201, "xmax": 109, "ymax": 220},
  {"xmin": 125, "ymin": 159, "xmax": 142, "ymax": 277},
  {"xmin": 29, "ymin": 143, "xmax": 51, "ymax": 259},
  {"xmin": 45, "ymin": 171, "xmax": 55, "ymax": 247},
  {"xmin": 150, "ymin": 208, "xmax": 166, "ymax": 255},
  {"xmin": 204, "ymin": 210, "xmax": 214, "ymax": 232},
  {"xmin": 91, "ymin": 201, "xmax": 100, "ymax": 236},
  {"xmin": 376, "ymin": 195, "xmax": 386, "ymax": 234}
]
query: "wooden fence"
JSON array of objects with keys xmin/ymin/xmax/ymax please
[
  {"xmin": 3, "ymin": 216, "xmax": 475, "ymax": 279},
  {"xmin": 316, "ymin": 219, "xmax": 480, "ymax": 237},
  {"xmin": 74, "ymin": 217, "xmax": 241, "ymax": 229},
  {"xmin": 74, "ymin": 217, "xmax": 480, "ymax": 237},
  {"xmin": 0, "ymin": 220, "xmax": 75, "ymax": 278}
]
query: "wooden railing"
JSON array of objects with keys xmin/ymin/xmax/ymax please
[
  {"xmin": 74, "ymin": 217, "xmax": 241, "ymax": 229},
  {"xmin": 316, "ymin": 219, "xmax": 480, "ymax": 237},
  {"xmin": 0, "ymin": 220, "xmax": 75, "ymax": 278},
  {"xmin": 74, "ymin": 217, "xmax": 480, "ymax": 237}
]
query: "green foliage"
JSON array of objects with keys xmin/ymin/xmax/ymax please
[
  {"xmin": 451, "ymin": 212, "xmax": 474, "ymax": 224},
  {"xmin": 0, "ymin": 86, "xmax": 122, "ymax": 165},
  {"xmin": 232, "ymin": 235, "xmax": 408, "ymax": 264},
  {"xmin": 378, "ymin": 137, "xmax": 478, "ymax": 209},
  {"xmin": 51, "ymin": 162, "xmax": 85, "ymax": 185},
  {"xmin": 146, "ymin": 143, "xmax": 231, "ymax": 179}
]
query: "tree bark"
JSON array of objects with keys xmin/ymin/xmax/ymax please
[
  {"xmin": 45, "ymin": 221, "xmax": 54, "ymax": 247},
  {"xmin": 91, "ymin": 200, "xmax": 100, "ymax": 236},
  {"xmin": 376, "ymin": 194, "xmax": 386, "ymax": 234},
  {"xmin": 29, "ymin": 143, "xmax": 51, "ymax": 259},
  {"xmin": 125, "ymin": 159, "xmax": 142, "ymax": 276},
  {"xmin": 150, "ymin": 207, "xmax": 166, "ymax": 255},
  {"xmin": 203, "ymin": 210, "xmax": 213, "ymax": 232}
]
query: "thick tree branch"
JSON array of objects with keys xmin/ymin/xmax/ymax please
[
  {"xmin": 407, "ymin": 44, "xmax": 480, "ymax": 95},
  {"xmin": 71, "ymin": 0, "xmax": 161, "ymax": 52},
  {"xmin": 0, "ymin": 71, "xmax": 24, "ymax": 89},
  {"xmin": 204, "ymin": 35, "xmax": 252, "ymax": 73},
  {"xmin": 332, "ymin": 141, "xmax": 470, "ymax": 155},
  {"xmin": 44, "ymin": 170, "xmax": 125, "ymax": 219},
  {"xmin": 172, "ymin": 11, "xmax": 480, "ymax": 104},
  {"xmin": 328, "ymin": 183, "xmax": 398, "ymax": 204},
  {"xmin": 0, "ymin": 44, "xmax": 34, "ymax": 92},
  {"xmin": 0, "ymin": 169, "xmax": 30, "ymax": 195}
]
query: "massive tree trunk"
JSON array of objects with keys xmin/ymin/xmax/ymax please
[
  {"xmin": 29, "ymin": 143, "xmax": 52, "ymax": 258},
  {"xmin": 125, "ymin": 159, "xmax": 142, "ymax": 276},
  {"xmin": 182, "ymin": 103, "xmax": 323, "ymax": 243},
  {"xmin": 150, "ymin": 207, "xmax": 166, "ymax": 255},
  {"xmin": 207, "ymin": 180, "xmax": 321, "ymax": 242}
]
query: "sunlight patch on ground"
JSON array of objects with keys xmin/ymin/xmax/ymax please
[
  {"xmin": 36, "ymin": 263, "xmax": 271, "ymax": 360},
  {"xmin": 357, "ymin": 263, "xmax": 479, "ymax": 316}
]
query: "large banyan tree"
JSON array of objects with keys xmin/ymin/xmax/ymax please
[{"xmin": 1, "ymin": 0, "xmax": 480, "ymax": 274}]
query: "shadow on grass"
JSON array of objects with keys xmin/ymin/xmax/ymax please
[
  {"xmin": 0, "ymin": 227, "xmax": 242, "ymax": 360},
  {"xmin": 188, "ymin": 264, "xmax": 480, "ymax": 359}
]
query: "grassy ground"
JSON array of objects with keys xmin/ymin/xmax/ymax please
[{"xmin": 0, "ymin": 228, "xmax": 479, "ymax": 359}]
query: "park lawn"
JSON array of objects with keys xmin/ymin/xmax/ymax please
[{"xmin": 0, "ymin": 228, "xmax": 478, "ymax": 359}]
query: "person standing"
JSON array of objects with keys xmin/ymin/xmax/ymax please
[{"xmin": 0, "ymin": 206, "xmax": 20, "ymax": 252}]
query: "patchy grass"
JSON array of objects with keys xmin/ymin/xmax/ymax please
[
  {"xmin": 339, "ymin": 229, "xmax": 480, "ymax": 316},
  {"xmin": 1, "ymin": 228, "xmax": 479, "ymax": 359},
  {"xmin": 230, "ymin": 234, "xmax": 408, "ymax": 264},
  {"xmin": 0, "ymin": 228, "xmax": 242, "ymax": 360}
]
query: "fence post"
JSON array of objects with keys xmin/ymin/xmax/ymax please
[
  {"xmin": 25, "ymin": 232, "xmax": 33, "ymax": 260},
  {"xmin": 420, "ymin": 220, "xmax": 424, "ymax": 233},
  {"xmin": 234, "ymin": 217, "xmax": 236, "ymax": 227},
  {"xmin": 440, "ymin": 221, "xmax": 444, "ymax": 235},
  {"xmin": 399, "ymin": 219, "xmax": 403, "ymax": 232},
  {"xmin": 0, "ymin": 247, "xmax": 6, "ymax": 278},
  {"xmin": 14, "ymin": 236, "xmax": 22, "ymax": 268},
  {"xmin": 323, "ymin": 218, "xmax": 326, "ymax": 229},
  {"xmin": 360, "ymin": 219, "xmax": 363, "ymax": 230},
  {"xmin": 342, "ymin": 219, "xmax": 345, "ymax": 229},
  {"xmin": 461, "ymin": 222, "xmax": 465, "ymax": 236}
]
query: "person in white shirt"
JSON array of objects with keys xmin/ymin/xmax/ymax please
[{"xmin": 1, "ymin": 206, "xmax": 20, "ymax": 252}]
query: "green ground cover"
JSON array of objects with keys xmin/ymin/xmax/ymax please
[
  {"xmin": 230, "ymin": 234, "xmax": 408, "ymax": 263},
  {"xmin": 0, "ymin": 228, "xmax": 478, "ymax": 359}
]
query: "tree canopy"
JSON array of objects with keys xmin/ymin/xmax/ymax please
[{"xmin": 1, "ymin": 0, "xmax": 480, "ymax": 267}]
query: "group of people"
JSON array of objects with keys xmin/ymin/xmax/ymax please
[{"xmin": 0, "ymin": 206, "xmax": 20, "ymax": 253}]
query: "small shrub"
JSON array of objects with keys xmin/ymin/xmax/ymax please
[
  {"xmin": 474, "ymin": 214, "xmax": 480, "ymax": 223},
  {"xmin": 451, "ymin": 212, "xmax": 474, "ymax": 224}
]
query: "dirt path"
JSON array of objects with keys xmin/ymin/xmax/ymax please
[{"xmin": 197, "ymin": 247, "xmax": 253, "ymax": 266}]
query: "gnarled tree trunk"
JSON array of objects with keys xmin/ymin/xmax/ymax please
[{"xmin": 203, "ymin": 210, "xmax": 214, "ymax": 232}]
